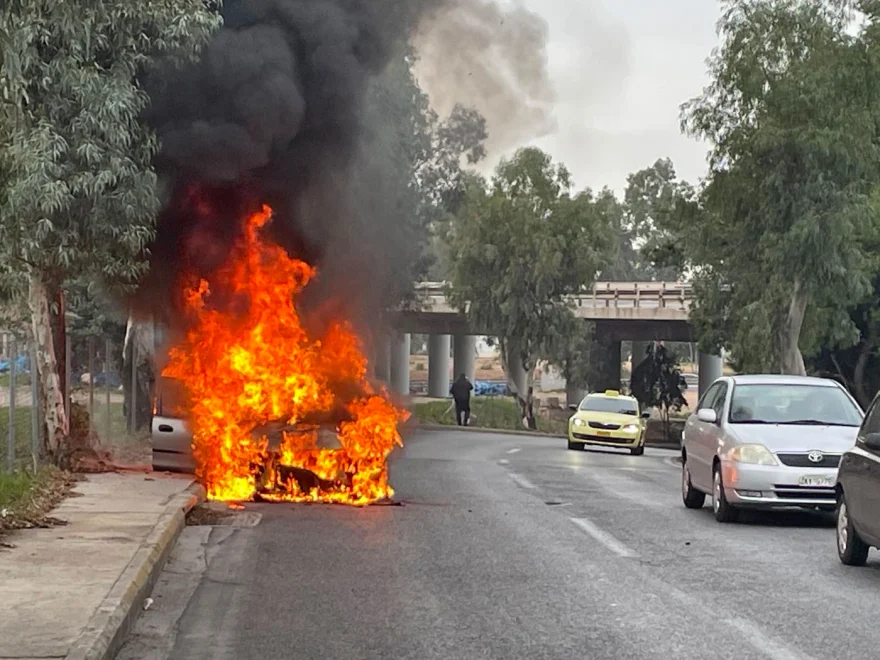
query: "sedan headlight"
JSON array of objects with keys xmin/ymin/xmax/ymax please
[
  {"xmin": 622, "ymin": 424, "xmax": 640, "ymax": 434},
  {"xmin": 726, "ymin": 444, "xmax": 778, "ymax": 466},
  {"xmin": 571, "ymin": 418, "xmax": 587, "ymax": 427}
]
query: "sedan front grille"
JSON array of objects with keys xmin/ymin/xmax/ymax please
[
  {"xmin": 587, "ymin": 421, "xmax": 621, "ymax": 430},
  {"xmin": 772, "ymin": 485, "xmax": 836, "ymax": 501},
  {"xmin": 776, "ymin": 453, "xmax": 841, "ymax": 469},
  {"xmin": 573, "ymin": 432, "xmax": 632, "ymax": 445}
]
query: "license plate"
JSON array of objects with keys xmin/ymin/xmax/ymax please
[
  {"xmin": 596, "ymin": 430, "xmax": 611, "ymax": 437},
  {"xmin": 798, "ymin": 475, "xmax": 834, "ymax": 488}
]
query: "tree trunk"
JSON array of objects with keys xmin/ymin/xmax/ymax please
[
  {"xmin": 501, "ymin": 338, "xmax": 537, "ymax": 430},
  {"xmin": 853, "ymin": 337, "xmax": 873, "ymax": 408},
  {"xmin": 779, "ymin": 278, "xmax": 809, "ymax": 376},
  {"xmin": 27, "ymin": 271, "xmax": 69, "ymax": 459},
  {"xmin": 50, "ymin": 287, "xmax": 67, "ymax": 404},
  {"xmin": 123, "ymin": 314, "xmax": 156, "ymax": 433}
]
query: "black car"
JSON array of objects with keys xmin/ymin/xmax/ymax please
[{"xmin": 836, "ymin": 399, "xmax": 880, "ymax": 565}]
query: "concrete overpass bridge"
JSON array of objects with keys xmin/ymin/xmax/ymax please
[{"xmin": 379, "ymin": 281, "xmax": 722, "ymax": 402}]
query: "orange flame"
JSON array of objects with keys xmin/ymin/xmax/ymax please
[{"xmin": 163, "ymin": 204, "xmax": 408, "ymax": 504}]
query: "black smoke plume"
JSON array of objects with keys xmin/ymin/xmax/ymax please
[{"xmin": 135, "ymin": 0, "xmax": 442, "ymax": 342}]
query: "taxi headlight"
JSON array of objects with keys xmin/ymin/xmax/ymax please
[
  {"xmin": 726, "ymin": 444, "xmax": 778, "ymax": 466},
  {"xmin": 622, "ymin": 424, "xmax": 639, "ymax": 434},
  {"xmin": 572, "ymin": 418, "xmax": 587, "ymax": 427}
]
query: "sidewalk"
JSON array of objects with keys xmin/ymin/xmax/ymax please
[{"xmin": 0, "ymin": 472, "xmax": 202, "ymax": 660}]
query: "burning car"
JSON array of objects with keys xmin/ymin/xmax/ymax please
[{"xmin": 151, "ymin": 204, "xmax": 408, "ymax": 505}]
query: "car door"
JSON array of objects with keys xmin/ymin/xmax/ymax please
[
  {"xmin": 686, "ymin": 382, "xmax": 724, "ymax": 492},
  {"xmin": 707, "ymin": 381, "xmax": 731, "ymax": 458},
  {"xmin": 846, "ymin": 399, "xmax": 880, "ymax": 544}
]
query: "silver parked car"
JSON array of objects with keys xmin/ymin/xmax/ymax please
[
  {"xmin": 681, "ymin": 374, "xmax": 863, "ymax": 522},
  {"xmin": 151, "ymin": 376, "xmax": 196, "ymax": 473}
]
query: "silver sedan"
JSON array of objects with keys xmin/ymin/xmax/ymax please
[{"xmin": 681, "ymin": 374, "xmax": 863, "ymax": 522}]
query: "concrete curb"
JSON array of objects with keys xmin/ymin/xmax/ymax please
[
  {"xmin": 64, "ymin": 481, "xmax": 206, "ymax": 660},
  {"xmin": 414, "ymin": 423, "xmax": 682, "ymax": 450}
]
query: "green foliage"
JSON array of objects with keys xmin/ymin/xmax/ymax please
[
  {"xmin": 608, "ymin": 159, "xmax": 688, "ymax": 282},
  {"xmin": 630, "ymin": 343, "xmax": 687, "ymax": 439},
  {"xmin": 412, "ymin": 397, "xmax": 568, "ymax": 435},
  {"xmin": 0, "ymin": 1, "xmax": 220, "ymax": 293},
  {"xmin": 446, "ymin": 147, "xmax": 615, "ymax": 376},
  {"xmin": 653, "ymin": 0, "xmax": 880, "ymax": 374}
]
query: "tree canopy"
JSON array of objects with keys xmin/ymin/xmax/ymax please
[
  {"xmin": 651, "ymin": 0, "xmax": 880, "ymax": 377},
  {"xmin": 0, "ymin": 1, "xmax": 219, "ymax": 459},
  {"xmin": 446, "ymin": 147, "xmax": 615, "ymax": 425}
]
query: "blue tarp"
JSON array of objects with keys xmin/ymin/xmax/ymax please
[
  {"xmin": 0, "ymin": 355, "xmax": 30, "ymax": 374},
  {"xmin": 472, "ymin": 380, "xmax": 509, "ymax": 396}
]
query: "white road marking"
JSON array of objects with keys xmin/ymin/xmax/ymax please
[
  {"xmin": 727, "ymin": 617, "xmax": 817, "ymax": 660},
  {"xmin": 508, "ymin": 473, "xmax": 536, "ymax": 490},
  {"xmin": 506, "ymin": 448, "xmax": 521, "ymax": 454},
  {"xmin": 497, "ymin": 459, "xmax": 510, "ymax": 465},
  {"xmin": 569, "ymin": 517, "xmax": 638, "ymax": 558},
  {"xmin": 662, "ymin": 582, "xmax": 816, "ymax": 660}
]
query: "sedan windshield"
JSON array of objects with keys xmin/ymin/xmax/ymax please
[
  {"xmin": 728, "ymin": 384, "xmax": 862, "ymax": 427},
  {"xmin": 579, "ymin": 397, "xmax": 638, "ymax": 416}
]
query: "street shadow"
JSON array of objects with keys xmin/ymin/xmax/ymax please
[{"xmin": 712, "ymin": 508, "xmax": 836, "ymax": 529}]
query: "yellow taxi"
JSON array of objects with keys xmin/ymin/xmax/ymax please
[{"xmin": 567, "ymin": 390, "xmax": 650, "ymax": 456}]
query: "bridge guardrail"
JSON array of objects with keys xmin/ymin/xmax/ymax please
[{"xmin": 412, "ymin": 281, "xmax": 694, "ymax": 312}]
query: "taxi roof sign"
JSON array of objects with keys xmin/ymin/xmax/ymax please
[{"xmin": 604, "ymin": 389, "xmax": 620, "ymax": 397}]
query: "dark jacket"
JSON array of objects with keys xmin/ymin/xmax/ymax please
[{"xmin": 450, "ymin": 377, "xmax": 473, "ymax": 402}]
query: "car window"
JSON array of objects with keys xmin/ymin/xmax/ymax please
[
  {"xmin": 712, "ymin": 383, "xmax": 728, "ymax": 418},
  {"xmin": 578, "ymin": 397, "xmax": 639, "ymax": 415},
  {"xmin": 860, "ymin": 399, "xmax": 880, "ymax": 436},
  {"xmin": 698, "ymin": 382, "xmax": 722, "ymax": 412},
  {"xmin": 155, "ymin": 376, "xmax": 190, "ymax": 418},
  {"xmin": 727, "ymin": 383, "xmax": 862, "ymax": 426}
]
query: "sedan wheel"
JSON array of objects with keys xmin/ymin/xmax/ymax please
[
  {"xmin": 837, "ymin": 493, "xmax": 870, "ymax": 566},
  {"xmin": 681, "ymin": 460, "xmax": 705, "ymax": 509},
  {"xmin": 712, "ymin": 467, "xmax": 737, "ymax": 523}
]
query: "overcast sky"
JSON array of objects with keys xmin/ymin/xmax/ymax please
[{"xmin": 484, "ymin": 0, "xmax": 722, "ymax": 194}]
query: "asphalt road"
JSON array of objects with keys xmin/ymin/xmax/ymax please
[{"xmin": 117, "ymin": 429, "xmax": 880, "ymax": 660}]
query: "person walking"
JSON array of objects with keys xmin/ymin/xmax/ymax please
[{"xmin": 449, "ymin": 373, "xmax": 474, "ymax": 426}]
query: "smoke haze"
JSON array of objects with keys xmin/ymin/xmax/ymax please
[
  {"xmin": 413, "ymin": 0, "xmax": 557, "ymax": 162},
  {"xmin": 137, "ymin": 0, "xmax": 445, "ymax": 341}
]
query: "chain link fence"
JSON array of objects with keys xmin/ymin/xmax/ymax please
[{"xmin": 1, "ymin": 332, "xmax": 148, "ymax": 473}]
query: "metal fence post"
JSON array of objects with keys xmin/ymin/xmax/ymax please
[
  {"xmin": 7, "ymin": 335, "xmax": 16, "ymax": 473},
  {"xmin": 88, "ymin": 336, "xmax": 95, "ymax": 431},
  {"xmin": 105, "ymin": 338, "xmax": 112, "ymax": 443},
  {"xmin": 129, "ymin": 339, "xmax": 137, "ymax": 433},
  {"xmin": 30, "ymin": 340, "xmax": 39, "ymax": 472}
]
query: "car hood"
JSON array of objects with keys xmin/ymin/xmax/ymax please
[
  {"xmin": 571, "ymin": 411, "xmax": 641, "ymax": 426},
  {"xmin": 727, "ymin": 423, "xmax": 858, "ymax": 453}
]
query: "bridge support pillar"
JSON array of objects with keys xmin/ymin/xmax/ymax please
[
  {"xmin": 427, "ymin": 334, "xmax": 451, "ymax": 398},
  {"xmin": 374, "ymin": 334, "xmax": 391, "ymax": 383},
  {"xmin": 592, "ymin": 339, "xmax": 622, "ymax": 392},
  {"xmin": 390, "ymin": 332, "xmax": 411, "ymax": 396},
  {"xmin": 698, "ymin": 351, "xmax": 723, "ymax": 400},
  {"xmin": 453, "ymin": 334, "xmax": 476, "ymax": 383}
]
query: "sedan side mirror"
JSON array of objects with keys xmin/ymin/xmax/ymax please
[
  {"xmin": 640, "ymin": 411, "xmax": 650, "ymax": 419},
  {"xmin": 696, "ymin": 408, "xmax": 718, "ymax": 424},
  {"xmin": 864, "ymin": 432, "xmax": 880, "ymax": 450},
  {"xmin": 568, "ymin": 404, "xmax": 578, "ymax": 412}
]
